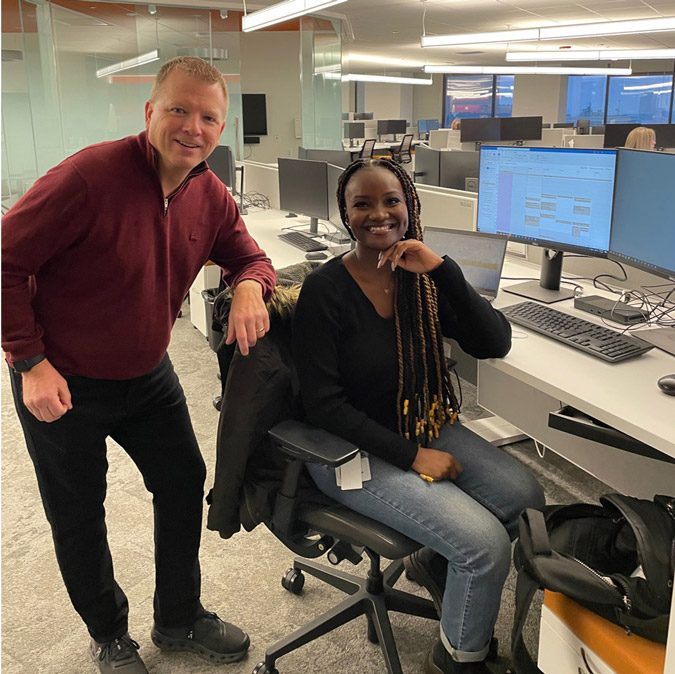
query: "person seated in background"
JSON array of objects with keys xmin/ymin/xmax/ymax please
[
  {"xmin": 292, "ymin": 157, "xmax": 545, "ymax": 674},
  {"xmin": 450, "ymin": 118, "xmax": 462, "ymax": 130},
  {"xmin": 624, "ymin": 126, "xmax": 656, "ymax": 150}
]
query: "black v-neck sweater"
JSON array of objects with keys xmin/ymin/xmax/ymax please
[{"xmin": 292, "ymin": 255, "xmax": 511, "ymax": 471}]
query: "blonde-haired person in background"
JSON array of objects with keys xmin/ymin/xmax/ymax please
[{"xmin": 624, "ymin": 126, "xmax": 656, "ymax": 150}]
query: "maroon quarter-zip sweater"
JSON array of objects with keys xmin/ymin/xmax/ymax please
[{"xmin": 1, "ymin": 131, "xmax": 276, "ymax": 379}]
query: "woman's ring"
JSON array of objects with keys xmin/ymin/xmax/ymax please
[{"xmin": 256, "ymin": 327, "xmax": 265, "ymax": 333}]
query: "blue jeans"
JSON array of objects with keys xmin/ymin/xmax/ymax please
[{"xmin": 306, "ymin": 420, "xmax": 545, "ymax": 662}]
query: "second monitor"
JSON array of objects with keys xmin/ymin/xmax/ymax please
[
  {"xmin": 477, "ymin": 146, "xmax": 618, "ymax": 303},
  {"xmin": 277, "ymin": 157, "xmax": 345, "ymax": 236}
]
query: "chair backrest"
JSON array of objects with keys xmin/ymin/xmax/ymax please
[
  {"xmin": 396, "ymin": 134, "xmax": 414, "ymax": 164},
  {"xmin": 360, "ymin": 138, "xmax": 376, "ymax": 158}
]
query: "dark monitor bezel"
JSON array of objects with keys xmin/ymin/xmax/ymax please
[
  {"xmin": 344, "ymin": 121, "xmax": 365, "ymax": 139},
  {"xmin": 207, "ymin": 145, "xmax": 236, "ymax": 189},
  {"xmin": 500, "ymin": 116, "xmax": 543, "ymax": 141},
  {"xmin": 278, "ymin": 157, "xmax": 331, "ymax": 222},
  {"xmin": 607, "ymin": 148, "xmax": 675, "ymax": 280},
  {"xmin": 476, "ymin": 145, "xmax": 617, "ymax": 257},
  {"xmin": 242, "ymin": 93, "xmax": 267, "ymax": 136},
  {"xmin": 460, "ymin": 117, "xmax": 501, "ymax": 143}
]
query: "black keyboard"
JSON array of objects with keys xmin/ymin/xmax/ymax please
[
  {"xmin": 278, "ymin": 231, "xmax": 328, "ymax": 252},
  {"xmin": 501, "ymin": 301, "xmax": 654, "ymax": 363}
]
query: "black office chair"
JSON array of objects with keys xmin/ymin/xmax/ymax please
[
  {"xmin": 390, "ymin": 134, "xmax": 413, "ymax": 165},
  {"xmin": 360, "ymin": 138, "xmax": 376, "ymax": 159},
  {"xmin": 207, "ymin": 263, "xmax": 438, "ymax": 674}
]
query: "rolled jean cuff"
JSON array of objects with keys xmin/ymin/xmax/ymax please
[{"xmin": 440, "ymin": 627, "xmax": 489, "ymax": 663}]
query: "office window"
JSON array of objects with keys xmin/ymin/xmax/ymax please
[
  {"xmin": 565, "ymin": 76, "xmax": 607, "ymax": 125},
  {"xmin": 606, "ymin": 74, "xmax": 673, "ymax": 125},
  {"xmin": 443, "ymin": 75, "xmax": 493, "ymax": 127},
  {"xmin": 494, "ymin": 75, "xmax": 514, "ymax": 118}
]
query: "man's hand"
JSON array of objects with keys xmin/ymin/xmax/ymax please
[
  {"xmin": 224, "ymin": 280, "xmax": 270, "ymax": 356},
  {"xmin": 411, "ymin": 446, "xmax": 463, "ymax": 481},
  {"xmin": 21, "ymin": 359, "xmax": 73, "ymax": 423}
]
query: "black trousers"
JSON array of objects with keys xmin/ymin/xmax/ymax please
[{"xmin": 9, "ymin": 355, "xmax": 206, "ymax": 642}]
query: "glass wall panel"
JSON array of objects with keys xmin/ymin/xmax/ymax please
[
  {"xmin": 300, "ymin": 18, "xmax": 342, "ymax": 150},
  {"xmin": 565, "ymin": 75, "xmax": 607, "ymax": 125},
  {"xmin": 443, "ymin": 75, "xmax": 493, "ymax": 127},
  {"xmin": 1, "ymin": 0, "xmax": 243, "ymax": 201},
  {"xmin": 495, "ymin": 75, "xmax": 514, "ymax": 118},
  {"xmin": 606, "ymin": 74, "xmax": 673, "ymax": 124}
]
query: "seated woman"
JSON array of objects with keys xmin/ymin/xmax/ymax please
[
  {"xmin": 292, "ymin": 157, "xmax": 545, "ymax": 674},
  {"xmin": 624, "ymin": 126, "xmax": 656, "ymax": 150}
]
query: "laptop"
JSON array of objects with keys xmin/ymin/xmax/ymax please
[{"xmin": 422, "ymin": 227, "xmax": 508, "ymax": 302}]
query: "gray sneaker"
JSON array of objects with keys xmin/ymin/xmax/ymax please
[{"xmin": 89, "ymin": 634, "xmax": 148, "ymax": 673}]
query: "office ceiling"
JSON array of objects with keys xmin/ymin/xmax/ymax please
[{"xmin": 2, "ymin": 0, "xmax": 674, "ymax": 74}]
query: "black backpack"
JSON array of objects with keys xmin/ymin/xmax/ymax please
[{"xmin": 511, "ymin": 493, "xmax": 675, "ymax": 674}]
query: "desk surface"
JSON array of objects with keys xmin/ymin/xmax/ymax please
[{"xmin": 493, "ymin": 257, "xmax": 675, "ymax": 461}]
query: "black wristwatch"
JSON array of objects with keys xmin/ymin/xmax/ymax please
[{"xmin": 12, "ymin": 353, "xmax": 46, "ymax": 372}]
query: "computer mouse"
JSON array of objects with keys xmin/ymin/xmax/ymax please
[
  {"xmin": 656, "ymin": 374, "xmax": 675, "ymax": 396},
  {"xmin": 305, "ymin": 251, "xmax": 328, "ymax": 260}
]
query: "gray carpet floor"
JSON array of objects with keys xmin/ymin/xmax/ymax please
[{"xmin": 1, "ymin": 298, "xmax": 610, "ymax": 674}]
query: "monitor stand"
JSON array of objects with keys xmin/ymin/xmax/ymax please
[
  {"xmin": 635, "ymin": 327, "xmax": 675, "ymax": 357},
  {"xmin": 503, "ymin": 249, "xmax": 575, "ymax": 304}
]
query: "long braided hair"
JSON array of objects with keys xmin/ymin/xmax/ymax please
[{"xmin": 336, "ymin": 158, "xmax": 460, "ymax": 445}]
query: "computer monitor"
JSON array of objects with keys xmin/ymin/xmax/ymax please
[
  {"xmin": 377, "ymin": 119, "xmax": 407, "ymax": 139},
  {"xmin": 500, "ymin": 116, "xmax": 543, "ymax": 142},
  {"xmin": 553, "ymin": 122, "xmax": 574, "ymax": 129},
  {"xmin": 344, "ymin": 121, "xmax": 365, "ymax": 142},
  {"xmin": 609, "ymin": 148, "xmax": 675, "ymax": 355},
  {"xmin": 460, "ymin": 118, "xmax": 501, "ymax": 143},
  {"xmin": 242, "ymin": 93, "xmax": 267, "ymax": 136},
  {"xmin": 354, "ymin": 112, "xmax": 374, "ymax": 120},
  {"xmin": 439, "ymin": 150, "xmax": 480, "ymax": 190},
  {"xmin": 604, "ymin": 123, "xmax": 675, "ymax": 150},
  {"xmin": 477, "ymin": 146, "xmax": 618, "ymax": 303},
  {"xmin": 413, "ymin": 145, "xmax": 441, "ymax": 186},
  {"xmin": 576, "ymin": 119, "xmax": 590, "ymax": 135},
  {"xmin": 208, "ymin": 145, "xmax": 237, "ymax": 192},
  {"xmin": 278, "ymin": 158, "xmax": 345, "ymax": 235},
  {"xmin": 418, "ymin": 119, "xmax": 440, "ymax": 135},
  {"xmin": 603, "ymin": 123, "xmax": 638, "ymax": 147}
]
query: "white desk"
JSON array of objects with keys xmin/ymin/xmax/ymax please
[
  {"xmin": 242, "ymin": 208, "xmax": 344, "ymax": 269},
  {"xmin": 475, "ymin": 256, "xmax": 675, "ymax": 673}
]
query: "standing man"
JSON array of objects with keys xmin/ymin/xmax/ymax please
[{"xmin": 2, "ymin": 57, "xmax": 276, "ymax": 673}]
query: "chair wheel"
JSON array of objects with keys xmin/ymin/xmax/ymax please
[
  {"xmin": 281, "ymin": 568, "xmax": 305, "ymax": 594},
  {"xmin": 253, "ymin": 663, "xmax": 278, "ymax": 674}
]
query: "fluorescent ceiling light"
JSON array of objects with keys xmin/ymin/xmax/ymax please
[
  {"xmin": 539, "ymin": 16, "xmax": 675, "ymax": 40},
  {"xmin": 348, "ymin": 53, "xmax": 426, "ymax": 68},
  {"xmin": 507, "ymin": 49, "xmax": 675, "ymax": 61},
  {"xmin": 421, "ymin": 16, "xmax": 675, "ymax": 48},
  {"xmin": 241, "ymin": 0, "xmax": 347, "ymax": 32},
  {"xmin": 422, "ymin": 29, "xmax": 539, "ymax": 48},
  {"xmin": 424, "ymin": 65, "xmax": 632, "ymax": 75},
  {"xmin": 96, "ymin": 49, "xmax": 160, "ymax": 78},
  {"xmin": 343, "ymin": 73, "xmax": 433, "ymax": 85}
]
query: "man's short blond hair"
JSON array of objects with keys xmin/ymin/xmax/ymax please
[{"xmin": 150, "ymin": 56, "xmax": 229, "ymax": 116}]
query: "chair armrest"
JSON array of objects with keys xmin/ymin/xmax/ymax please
[{"xmin": 269, "ymin": 420, "xmax": 359, "ymax": 467}]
